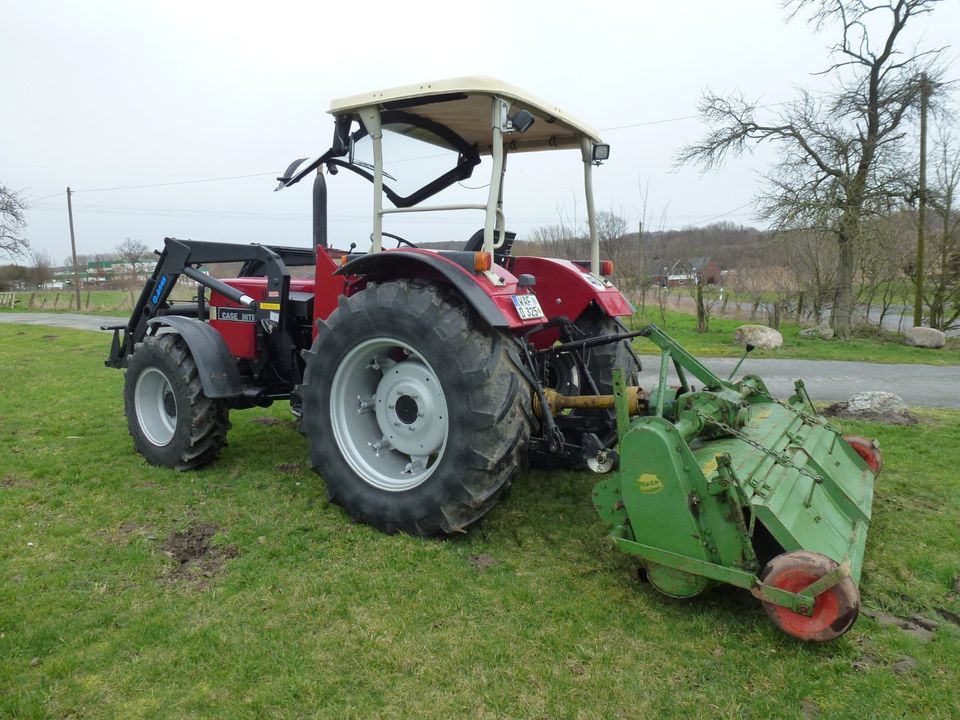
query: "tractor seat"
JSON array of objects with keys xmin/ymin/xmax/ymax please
[{"xmin": 463, "ymin": 229, "xmax": 516, "ymax": 256}]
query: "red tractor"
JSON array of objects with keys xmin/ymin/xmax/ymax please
[{"xmin": 106, "ymin": 77, "xmax": 639, "ymax": 536}]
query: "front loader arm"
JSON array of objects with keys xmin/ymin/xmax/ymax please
[{"xmin": 105, "ymin": 238, "xmax": 301, "ymax": 369}]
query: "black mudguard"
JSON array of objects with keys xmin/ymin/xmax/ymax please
[{"xmin": 145, "ymin": 317, "xmax": 243, "ymax": 399}]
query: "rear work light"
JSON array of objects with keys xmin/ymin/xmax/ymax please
[{"xmin": 600, "ymin": 260, "xmax": 614, "ymax": 277}]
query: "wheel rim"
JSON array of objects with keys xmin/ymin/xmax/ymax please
[
  {"xmin": 768, "ymin": 568, "xmax": 844, "ymax": 638},
  {"xmin": 134, "ymin": 367, "xmax": 177, "ymax": 447},
  {"xmin": 843, "ymin": 435, "xmax": 882, "ymax": 474},
  {"xmin": 762, "ymin": 552, "xmax": 860, "ymax": 641},
  {"xmin": 329, "ymin": 337, "xmax": 449, "ymax": 492}
]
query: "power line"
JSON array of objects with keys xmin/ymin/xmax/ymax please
[
  {"xmin": 599, "ymin": 101, "xmax": 791, "ymax": 133},
  {"xmin": 26, "ymin": 191, "xmax": 67, "ymax": 203},
  {"xmin": 31, "ymin": 199, "xmax": 754, "ymax": 228},
  {"xmin": 693, "ymin": 202, "xmax": 754, "ymax": 225},
  {"xmin": 17, "ymin": 103, "xmax": 784, "ymax": 210},
  {"xmin": 38, "ymin": 104, "xmax": 792, "ymax": 197},
  {"xmin": 70, "ymin": 171, "xmax": 280, "ymax": 193},
  {"xmin": 600, "ymin": 113, "xmax": 701, "ymax": 131}
]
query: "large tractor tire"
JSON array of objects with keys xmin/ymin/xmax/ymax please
[
  {"xmin": 298, "ymin": 280, "xmax": 533, "ymax": 536},
  {"xmin": 576, "ymin": 306, "xmax": 641, "ymax": 393},
  {"xmin": 124, "ymin": 333, "xmax": 231, "ymax": 470}
]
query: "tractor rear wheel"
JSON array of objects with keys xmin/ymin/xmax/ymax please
[
  {"xmin": 530, "ymin": 306, "xmax": 640, "ymax": 472},
  {"xmin": 298, "ymin": 281, "xmax": 532, "ymax": 536},
  {"xmin": 575, "ymin": 306, "xmax": 641, "ymax": 394},
  {"xmin": 124, "ymin": 333, "xmax": 231, "ymax": 470}
]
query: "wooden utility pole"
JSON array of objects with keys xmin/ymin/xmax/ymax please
[
  {"xmin": 66, "ymin": 187, "xmax": 82, "ymax": 311},
  {"xmin": 913, "ymin": 73, "xmax": 929, "ymax": 327}
]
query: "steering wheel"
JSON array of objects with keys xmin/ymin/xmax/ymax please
[{"xmin": 375, "ymin": 232, "xmax": 417, "ymax": 249}]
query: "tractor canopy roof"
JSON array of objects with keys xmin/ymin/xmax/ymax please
[{"xmin": 328, "ymin": 75, "xmax": 602, "ymax": 154}]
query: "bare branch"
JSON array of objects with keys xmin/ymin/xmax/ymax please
[{"xmin": 0, "ymin": 184, "xmax": 30, "ymax": 260}]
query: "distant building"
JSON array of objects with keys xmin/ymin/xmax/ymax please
[
  {"xmin": 50, "ymin": 256, "xmax": 160, "ymax": 288},
  {"xmin": 689, "ymin": 257, "xmax": 721, "ymax": 285},
  {"xmin": 653, "ymin": 257, "xmax": 722, "ymax": 287}
]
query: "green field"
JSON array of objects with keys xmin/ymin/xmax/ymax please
[
  {"xmin": 2, "ymin": 324, "xmax": 959, "ymax": 719},
  {"xmin": 0, "ymin": 289, "xmax": 194, "ymax": 316}
]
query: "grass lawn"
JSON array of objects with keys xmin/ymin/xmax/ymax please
[
  {"xmin": 2, "ymin": 324, "xmax": 959, "ymax": 719},
  {"xmin": 0, "ymin": 289, "xmax": 195, "ymax": 317},
  {"xmin": 624, "ymin": 307, "xmax": 960, "ymax": 366}
]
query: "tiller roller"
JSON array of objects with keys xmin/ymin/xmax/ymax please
[{"xmin": 592, "ymin": 326, "xmax": 878, "ymax": 642}]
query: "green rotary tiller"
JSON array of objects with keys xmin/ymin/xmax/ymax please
[{"xmin": 592, "ymin": 325, "xmax": 879, "ymax": 642}]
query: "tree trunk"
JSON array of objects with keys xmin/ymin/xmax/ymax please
[
  {"xmin": 832, "ymin": 215, "xmax": 857, "ymax": 338},
  {"xmin": 696, "ymin": 283, "xmax": 707, "ymax": 333}
]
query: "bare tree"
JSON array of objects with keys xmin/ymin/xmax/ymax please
[
  {"xmin": 784, "ymin": 228, "xmax": 838, "ymax": 322},
  {"xmin": 116, "ymin": 238, "xmax": 150, "ymax": 287},
  {"xmin": 688, "ymin": 276, "xmax": 720, "ymax": 333},
  {"xmin": 1, "ymin": 184, "xmax": 30, "ymax": 260},
  {"xmin": 30, "ymin": 250, "xmax": 54, "ymax": 288},
  {"xmin": 596, "ymin": 208, "xmax": 639, "ymax": 298},
  {"xmin": 855, "ymin": 211, "xmax": 912, "ymax": 330},
  {"xmin": 679, "ymin": 0, "xmax": 945, "ymax": 338},
  {"xmin": 925, "ymin": 128, "xmax": 960, "ymax": 330}
]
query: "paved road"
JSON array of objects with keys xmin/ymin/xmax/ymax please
[
  {"xmin": 3, "ymin": 312, "xmax": 958, "ymax": 408},
  {"xmin": 636, "ymin": 355, "xmax": 959, "ymax": 408},
  {"xmin": 0, "ymin": 312, "xmax": 124, "ymax": 332}
]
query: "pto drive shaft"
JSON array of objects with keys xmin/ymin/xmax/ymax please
[{"xmin": 532, "ymin": 387, "xmax": 648, "ymax": 419}]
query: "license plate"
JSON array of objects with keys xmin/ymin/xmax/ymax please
[{"xmin": 512, "ymin": 294, "xmax": 545, "ymax": 320}]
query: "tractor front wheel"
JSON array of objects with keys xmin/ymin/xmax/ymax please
[
  {"xmin": 124, "ymin": 333, "xmax": 231, "ymax": 470},
  {"xmin": 298, "ymin": 281, "xmax": 532, "ymax": 536}
]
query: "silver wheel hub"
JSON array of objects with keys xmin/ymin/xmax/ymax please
[
  {"xmin": 134, "ymin": 367, "xmax": 177, "ymax": 447},
  {"xmin": 330, "ymin": 337, "xmax": 448, "ymax": 492}
]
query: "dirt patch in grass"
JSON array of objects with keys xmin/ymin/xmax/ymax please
[
  {"xmin": 273, "ymin": 461, "xmax": 302, "ymax": 474},
  {"xmin": 822, "ymin": 403, "xmax": 918, "ymax": 425},
  {"xmin": 98, "ymin": 520, "xmax": 157, "ymax": 545},
  {"xmin": 250, "ymin": 415, "xmax": 284, "ymax": 426},
  {"xmin": 467, "ymin": 553, "xmax": 498, "ymax": 571},
  {"xmin": 937, "ymin": 608, "xmax": 960, "ymax": 626},
  {"xmin": 863, "ymin": 608, "xmax": 939, "ymax": 642},
  {"xmin": 162, "ymin": 522, "xmax": 238, "ymax": 588},
  {"xmin": 1, "ymin": 473, "xmax": 33, "ymax": 488}
]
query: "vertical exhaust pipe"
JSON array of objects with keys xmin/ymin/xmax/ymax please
[{"xmin": 312, "ymin": 172, "xmax": 327, "ymax": 248}]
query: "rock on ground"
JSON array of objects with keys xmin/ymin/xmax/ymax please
[
  {"xmin": 823, "ymin": 391, "xmax": 917, "ymax": 425},
  {"xmin": 799, "ymin": 322, "xmax": 835, "ymax": 340},
  {"xmin": 903, "ymin": 326, "xmax": 946, "ymax": 348},
  {"xmin": 734, "ymin": 325, "xmax": 783, "ymax": 350}
]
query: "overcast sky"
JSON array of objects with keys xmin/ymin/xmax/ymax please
[{"xmin": 2, "ymin": 0, "xmax": 958, "ymax": 265}]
